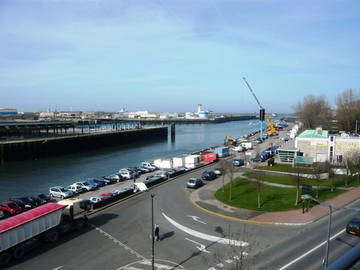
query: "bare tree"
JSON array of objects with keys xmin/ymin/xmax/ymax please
[
  {"xmin": 336, "ymin": 89, "xmax": 360, "ymax": 131},
  {"xmin": 256, "ymin": 178, "xmax": 261, "ymax": 209},
  {"xmin": 312, "ymin": 163, "xmax": 325, "ymax": 198},
  {"xmin": 293, "ymin": 166, "xmax": 303, "ymax": 205},
  {"xmin": 344, "ymin": 151, "xmax": 360, "ymax": 185},
  {"xmin": 293, "ymin": 95, "xmax": 332, "ymax": 129}
]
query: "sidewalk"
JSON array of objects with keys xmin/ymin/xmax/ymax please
[{"xmin": 190, "ymin": 175, "xmax": 360, "ymax": 225}]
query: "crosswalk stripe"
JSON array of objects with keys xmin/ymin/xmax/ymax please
[{"xmin": 140, "ymin": 260, "xmax": 175, "ymax": 269}]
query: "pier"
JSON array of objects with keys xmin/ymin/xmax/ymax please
[{"xmin": 0, "ymin": 126, "xmax": 168, "ymax": 163}]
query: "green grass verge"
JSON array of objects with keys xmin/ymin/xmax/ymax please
[
  {"xmin": 214, "ymin": 178, "xmax": 346, "ymax": 212},
  {"xmin": 244, "ymin": 172, "xmax": 360, "ymax": 187},
  {"xmin": 255, "ymin": 164, "xmax": 330, "ymax": 174}
]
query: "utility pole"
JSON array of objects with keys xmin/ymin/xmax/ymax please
[{"xmin": 151, "ymin": 194, "xmax": 155, "ymax": 270}]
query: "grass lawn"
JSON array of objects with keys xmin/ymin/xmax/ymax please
[
  {"xmin": 255, "ymin": 164, "xmax": 326, "ymax": 174},
  {"xmin": 214, "ymin": 178, "xmax": 346, "ymax": 212},
  {"xmin": 244, "ymin": 172, "xmax": 359, "ymax": 188}
]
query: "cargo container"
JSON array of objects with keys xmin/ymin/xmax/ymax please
[
  {"xmin": 173, "ymin": 157, "xmax": 185, "ymax": 167},
  {"xmin": 185, "ymin": 155, "xmax": 201, "ymax": 168},
  {"xmin": 0, "ymin": 199, "xmax": 91, "ymax": 266},
  {"xmin": 153, "ymin": 158, "xmax": 173, "ymax": 169},
  {"xmin": 214, "ymin": 147, "xmax": 230, "ymax": 158},
  {"xmin": 202, "ymin": 153, "xmax": 218, "ymax": 162}
]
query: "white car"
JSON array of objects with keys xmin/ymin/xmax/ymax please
[
  {"xmin": 49, "ymin": 186, "xmax": 74, "ymax": 199},
  {"xmin": 74, "ymin": 181, "xmax": 97, "ymax": 191},
  {"xmin": 89, "ymin": 196, "xmax": 103, "ymax": 204},
  {"xmin": 118, "ymin": 169, "xmax": 135, "ymax": 180},
  {"xmin": 67, "ymin": 183, "xmax": 85, "ymax": 194},
  {"xmin": 141, "ymin": 162, "xmax": 157, "ymax": 170}
]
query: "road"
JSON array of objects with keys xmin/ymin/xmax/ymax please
[{"xmin": 5, "ymin": 162, "xmax": 360, "ymax": 270}]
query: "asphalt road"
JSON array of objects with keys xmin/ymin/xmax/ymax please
[{"xmin": 6, "ymin": 162, "xmax": 360, "ymax": 270}]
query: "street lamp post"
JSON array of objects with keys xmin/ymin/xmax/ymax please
[
  {"xmin": 151, "ymin": 194, "xmax": 155, "ymax": 270},
  {"xmin": 302, "ymin": 194, "xmax": 332, "ymax": 268}
]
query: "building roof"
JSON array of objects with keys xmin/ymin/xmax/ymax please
[{"xmin": 298, "ymin": 129, "xmax": 328, "ymax": 139}]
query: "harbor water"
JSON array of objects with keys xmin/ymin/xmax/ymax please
[{"xmin": 0, "ymin": 120, "xmax": 259, "ymax": 201}]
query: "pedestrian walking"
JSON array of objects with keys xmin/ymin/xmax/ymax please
[{"xmin": 154, "ymin": 224, "xmax": 160, "ymax": 241}]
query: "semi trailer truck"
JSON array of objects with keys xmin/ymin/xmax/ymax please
[{"xmin": 0, "ymin": 198, "xmax": 91, "ymax": 266}]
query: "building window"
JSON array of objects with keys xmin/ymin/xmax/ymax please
[
  {"xmin": 330, "ymin": 136, "xmax": 334, "ymax": 142},
  {"xmin": 336, "ymin": 155, "xmax": 343, "ymax": 163},
  {"xmin": 329, "ymin": 146, "xmax": 333, "ymax": 161}
]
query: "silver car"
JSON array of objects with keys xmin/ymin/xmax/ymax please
[{"xmin": 49, "ymin": 186, "xmax": 74, "ymax": 199}]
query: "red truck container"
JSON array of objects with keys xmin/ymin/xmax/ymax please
[{"xmin": 202, "ymin": 153, "xmax": 218, "ymax": 162}]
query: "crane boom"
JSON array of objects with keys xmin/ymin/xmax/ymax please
[{"xmin": 242, "ymin": 77, "xmax": 263, "ymax": 109}]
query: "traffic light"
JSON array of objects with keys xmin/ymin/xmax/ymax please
[{"xmin": 260, "ymin": 108, "xmax": 265, "ymax": 121}]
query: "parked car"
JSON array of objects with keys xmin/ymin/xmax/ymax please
[
  {"xmin": 346, "ymin": 218, "xmax": 360, "ymax": 236},
  {"xmin": 33, "ymin": 193, "xmax": 53, "ymax": 204},
  {"xmin": 49, "ymin": 186, "xmax": 74, "ymax": 199},
  {"xmin": 146, "ymin": 175, "xmax": 162, "ymax": 182},
  {"xmin": 99, "ymin": 192, "xmax": 114, "ymax": 200},
  {"xmin": 114, "ymin": 186, "xmax": 134, "ymax": 196},
  {"xmin": 233, "ymin": 158, "xmax": 244, "ymax": 166},
  {"xmin": 67, "ymin": 183, "xmax": 86, "ymax": 194},
  {"xmin": 154, "ymin": 170, "xmax": 168, "ymax": 179},
  {"xmin": 9, "ymin": 196, "xmax": 38, "ymax": 210},
  {"xmin": 281, "ymin": 136, "xmax": 290, "ymax": 142},
  {"xmin": 164, "ymin": 168, "xmax": 178, "ymax": 177},
  {"xmin": 186, "ymin": 178, "xmax": 204, "ymax": 189},
  {"xmin": 201, "ymin": 170, "xmax": 217, "ymax": 180},
  {"xmin": 141, "ymin": 162, "xmax": 158, "ymax": 171},
  {"xmin": 213, "ymin": 168, "xmax": 223, "ymax": 176},
  {"xmin": 0, "ymin": 201, "xmax": 22, "ymax": 216},
  {"xmin": 74, "ymin": 181, "xmax": 97, "ymax": 191},
  {"xmin": 85, "ymin": 178, "xmax": 106, "ymax": 188},
  {"xmin": 89, "ymin": 196, "xmax": 103, "ymax": 204},
  {"xmin": 102, "ymin": 174, "xmax": 122, "ymax": 184},
  {"xmin": 118, "ymin": 168, "xmax": 137, "ymax": 180}
]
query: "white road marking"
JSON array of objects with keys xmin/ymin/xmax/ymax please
[
  {"xmin": 140, "ymin": 260, "xmax": 176, "ymax": 269},
  {"xmin": 279, "ymin": 229, "xmax": 345, "ymax": 270},
  {"xmin": 187, "ymin": 215, "xmax": 207, "ymax": 224},
  {"xmin": 208, "ymin": 268, "xmax": 217, "ymax": 270},
  {"xmin": 91, "ymin": 224, "xmax": 147, "ymax": 261},
  {"xmin": 117, "ymin": 259, "xmax": 186, "ymax": 270},
  {"xmin": 52, "ymin": 267, "xmax": 64, "ymax": 270},
  {"xmin": 185, "ymin": 238, "xmax": 211, "ymax": 253},
  {"xmin": 162, "ymin": 213, "xmax": 249, "ymax": 247}
]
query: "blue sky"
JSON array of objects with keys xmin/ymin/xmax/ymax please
[{"xmin": 0, "ymin": 0, "xmax": 359, "ymax": 113}]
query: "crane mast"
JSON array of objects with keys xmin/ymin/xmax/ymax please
[{"xmin": 242, "ymin": 77, "xmax": 265, "ymax": 140}]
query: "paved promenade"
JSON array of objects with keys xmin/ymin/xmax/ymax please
[{"xmin": 190, "ymin": 172, "xmax": 360, "ymax": 225}]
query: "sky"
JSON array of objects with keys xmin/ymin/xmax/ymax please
[{"xmin": 0, "ymin": 0, "xmax": 359, "ymax": 113}]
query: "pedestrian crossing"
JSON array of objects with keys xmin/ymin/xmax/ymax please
[{"xmin": 117, "ymin": 259, "xmax": 186, "ymax": 270}]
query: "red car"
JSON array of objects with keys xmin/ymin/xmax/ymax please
[
  {"xmin": 99, "ymin": 192, "xmax": 114, "ymax": 200},
  {"xmin": 0, "ymin": 201, "xmax": 22, "ymax": 216}
]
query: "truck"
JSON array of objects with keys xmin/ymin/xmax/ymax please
[
  {"xmin": 0, "ymin": 198, "xmax": 91, "ymax": 266},
  {"xmin": 240, "ymin": 141, "xmax": 253, "ymax": 150}
]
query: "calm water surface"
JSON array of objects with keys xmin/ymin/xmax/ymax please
[{"xmin": 0, "ymin": 121, "xmax": 258, "ymax": 200}]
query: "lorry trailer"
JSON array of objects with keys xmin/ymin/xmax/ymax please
[{"xmin": 0, "ymin": 198, "xmax": 91, "ymax": 266}]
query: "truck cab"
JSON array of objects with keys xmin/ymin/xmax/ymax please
[{"xmin": 57, "ymin": 198, "xmax": 91, "ymax": 221}]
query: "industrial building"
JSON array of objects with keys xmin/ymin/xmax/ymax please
[{"xmin": 294, "ymin": 128, "xmax": 360, "ymax": 164}]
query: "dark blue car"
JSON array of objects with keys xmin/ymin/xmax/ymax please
[{"xmin": 201, "ymin": 170, "xmax": 217, "ymax": 180}]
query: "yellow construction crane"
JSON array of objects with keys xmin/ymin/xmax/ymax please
[{"xmin": 265, "ymin": 115, "xmax": 278, "ymax": 136}]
